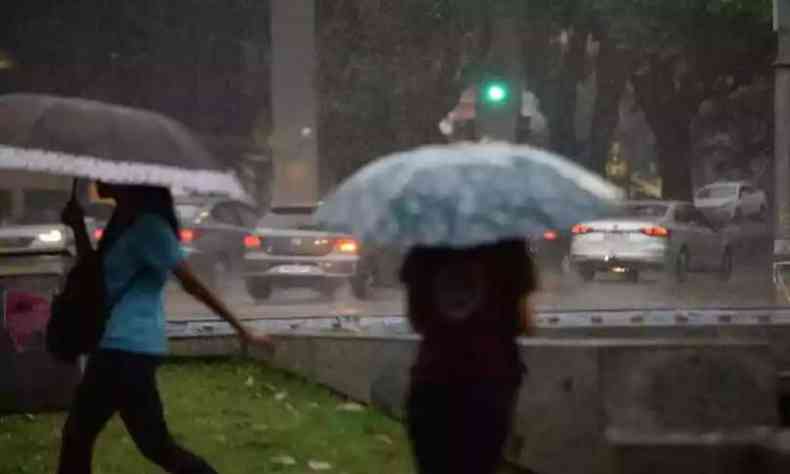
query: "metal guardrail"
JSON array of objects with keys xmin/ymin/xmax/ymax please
[{"xmin": 167, "ymin": 306, "xmax": 790, "ymax": 339}]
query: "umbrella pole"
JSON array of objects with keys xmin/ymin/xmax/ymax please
[
  {"xmin": 67, "ymin": 179, "xmax": 93, "ymax": 258},
  {"xmin": 70, "ymin": 178, "xmax": 79, "ymax": 203}
]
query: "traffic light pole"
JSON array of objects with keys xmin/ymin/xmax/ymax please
[{"xmin": 476, "ymin": 13, "xmax": 523, "ymax": 142}]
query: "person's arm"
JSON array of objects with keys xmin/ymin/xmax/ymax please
[
  {"xmin": 172, "ymin": 262, "xmax": 273, "ymax": 349},
  {"xmin": 520, "ymin": 296, "xmax": 536, "ymax": 337}
]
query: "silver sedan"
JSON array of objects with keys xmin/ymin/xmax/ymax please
[
  {"xmin": 0, "ymin": 211, "xmax": 80, "ymax": 294},
  {"xmin": 569, "ymin": 201, "xmax": 733, "ymax": 283}
]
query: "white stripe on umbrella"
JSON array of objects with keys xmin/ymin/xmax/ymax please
[{"xmin": 0, "ymin": 144, "xmax": 246, "ymax": 198}]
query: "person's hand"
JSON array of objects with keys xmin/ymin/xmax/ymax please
[
  {"xmin": 242, "ymin": 330, "xmax": 276, "ymax": 353},
  {"xmin": 61, "ymin": 199, "xmax": 85, "ymax": 230}
]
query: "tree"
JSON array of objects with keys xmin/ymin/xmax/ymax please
[
  {"xmin": 602, "ymin": 0, "xmax": 775, "ymax": 199},
  {"xmin": 519, "ymin": 0, "xmax": 594, "ymax": 159},
  {"xmin": 1, "ymin": 0, "xmax": 274, "ymax": 201},
  {"xmin": 2, "ymin": 0, "xmax": 271, "ymax": 139},
  {"xmin": 317, "ymin": 0, "xmax": 489, "ymax": 183},
  {"xmin": 516, "ymin": 0, "xmax": 774, "ymax": 199}
]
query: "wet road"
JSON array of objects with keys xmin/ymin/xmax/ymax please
[{"xmin": 166, "ymin": 251, "xmax": 775, "ymax": 320}]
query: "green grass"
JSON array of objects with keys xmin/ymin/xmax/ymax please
[{"xmin": 0, "ymin": 359, "xmax": 413, "ymax": 474}]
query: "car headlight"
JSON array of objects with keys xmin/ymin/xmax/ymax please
[{"xmin": 37, "ymin": 229, "xmax": 64, "ymax": 243}]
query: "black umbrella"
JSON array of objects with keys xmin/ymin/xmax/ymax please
[{"xmin": 0, "ymin": 93, "xmax": 245, "ymax": 197}]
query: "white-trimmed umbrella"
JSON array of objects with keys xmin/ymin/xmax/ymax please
[
  {"xmin": 0, "ymin": 93, "xmax": 245, "ymax": 198},
  {"xmin": 315, "ymin": 143, "xmax": 624, "ymax": 249}
]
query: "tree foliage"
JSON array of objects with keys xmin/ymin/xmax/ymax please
[
  {"xmin": 317, "ymin": 0, "xmax": 489, "ymax": 184},
  {"xmin": 1, "ymin": 0, "xmax": 777, "ymax": 201},
  {"xmin": 601, "ymin": 0, "xmax": 774, "ymax": 199},
  {"xmin": 2, "ymin": 0, "xmax": 271, "ymax": 138}
]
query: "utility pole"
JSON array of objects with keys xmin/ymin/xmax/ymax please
[
  {"xmin": 270, "ymin": 0, "xmax": 319, "ymax": 205},
  {"xmin": 773, "ymin": 0, "xmax": 790, "ymax": 303}
]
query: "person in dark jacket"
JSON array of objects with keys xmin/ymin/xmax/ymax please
[
  {"xmin": 57, "ymin": 182, "xmax": 272, "ymax": 474},
  {"xmin": 401, "ymin": 239, "xmax": 536, "ymax": 474}
]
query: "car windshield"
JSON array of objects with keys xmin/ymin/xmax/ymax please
[
  {"xmin": 258, "ymin": 207, "xmax": 318, "ymax": 230},
  {"xmin": 697, "ymin": 185, "xmax": 737, "ymax": 199}
]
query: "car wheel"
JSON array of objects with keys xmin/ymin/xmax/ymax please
[
  {"xmin": 578, "ymin": 267, "xmax": 595, "ymax": 282},
  {"xmin": 719, "ymin": 248, "xmax": 734, "ymax": 282},
  {"xmin": 209, "ymin": 256, "xmax": 232, "ymax": 293},
  {"xmin": 320, "ymin": 281, "xmax": 341, "ymax": 300},
  {"xmin": 733, "ymin": 207, "xmax": 743, "ymax": 223},
  {"xmin": 560, "ymin": 255, "xmax": 572, "ymax": 275},
  {"xmin": 627, "ymin": 270, "xmax": 639, "ymax": 283},
  {"xmin": 758, "ymin": 205, "xmax": 768, "ymax": 221},
  {"xmin": 673, "ymin": 249, "xmax": 689, "ymax": 283},
  {"xmin": 351, "ymin": 271, "xmax": 374, "ymax": 300},
  {"xmin": 246, "ymin": 278, "xmax": 272, "ymax": 301}
]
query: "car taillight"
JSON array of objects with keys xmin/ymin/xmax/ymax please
[
  {"xmin": 641, "ymin": 226, "xmax": 670, "ymax": 238},
  {"xmin": 93, "ymin": 228, "xmax": 104, "ymax": 240},
  {"xmin": 180, "ymin": 228, "xmax": 198, "ymax": 243},
  {"xmin": 543, "ymin": 230, "xmax": 558, "ymax": 241},
  {"xmin": 335, "ymin": 238, "xmax": 358, "ymax": 254},
  {"xmin": 244, "ymin": 234, "xmax": 262, "ymax": 249},
  {"xmin": 572, "ymin": 224, "xmax": 592, "ymax": 235}
]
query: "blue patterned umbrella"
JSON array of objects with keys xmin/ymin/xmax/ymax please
[{"xmin": 315, "ymin": 143, "xmax": 624, "ymax": 249}]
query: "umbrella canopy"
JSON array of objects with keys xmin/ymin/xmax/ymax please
[
  {"xmin": 0, "ymin": 94, "xmax": 245, "ymax": 198},
  {"xmin": 315, "ymin": 143, "xmax": 624, "ymax": 249}
]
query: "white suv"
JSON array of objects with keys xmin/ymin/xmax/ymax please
[{"xmin": 694, "ymin": 181, "xmax": 767, "ymax": 223}]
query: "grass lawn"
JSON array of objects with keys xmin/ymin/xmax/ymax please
[{"xmin": 0, "ymin": 358, "xmax": 413, "ymax": 474}]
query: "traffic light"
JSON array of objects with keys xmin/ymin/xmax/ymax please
[{"xmin": 480, "ymin": 80, "xmax": 511, "ymax": 107}]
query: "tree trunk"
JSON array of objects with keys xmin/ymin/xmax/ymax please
[
  {"xmin": 656, "ymin": 126, "xmax": 694, "ymax": 201},
  {"xmin": 632, "ymin": 56, "xmax": 699, "ymax": 201},
  {"xmin": 547, "ymin": 27, "xmax": 588, "ymax": 158},
  {"xmin": 588, "ymin": 40, "xmax": 632, "ymax": 177}
]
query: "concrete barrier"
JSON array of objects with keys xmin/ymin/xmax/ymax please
[
  {"xmin": 533, "ymin": 325, "xmax": 790, "ymax": 377},
  {"xmin": 606, "ymin": 428, "xmax": 773, "ymax": 474},
  {"xmin": 607, "ymin": 428, "xmax": 790, "ymax": 473},
  {"xmin": 0, "ymin": 328, "xmax": 81, "ymax": 414},
  {"xmin": 245, "ymin": 334, "xmax": 778, "ymax": 474}
]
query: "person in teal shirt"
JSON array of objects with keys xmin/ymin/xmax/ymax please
[{"xmin": 57, "ymin": 182, "xmax": 272, "ymax": 474}]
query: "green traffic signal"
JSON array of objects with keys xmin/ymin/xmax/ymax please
[{"xmin": 481, "ymin": 81, "xmax": 510, "ymax": 106}]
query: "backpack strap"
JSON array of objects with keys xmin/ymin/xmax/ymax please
[{"xmin": 104, "ymin": 262, "xmax": 145, "ymax": 312}]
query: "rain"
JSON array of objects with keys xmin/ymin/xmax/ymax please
[{"xmin": 1, "ymin": 1, "xmax": 790, "ymax": 473}]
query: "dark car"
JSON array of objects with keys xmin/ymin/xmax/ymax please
[
  {"xmin": 94, "ymin": 196, "xmax": 260, "ymax": 291},
  {"xmin": 242, "ymin": 204, "xmax": 362, "ymax": 300},
  {"xmin": 173, "ymin": 196, "xmax": 261, "ymax": 290},
  {"xmin": 529, "ymin": 228, "xmax": 571, "ymax": 275}
]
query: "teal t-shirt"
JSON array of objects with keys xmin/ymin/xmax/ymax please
[{"xmin": 99, "ymin": 213, "xmax": 185, "ymax": 355}]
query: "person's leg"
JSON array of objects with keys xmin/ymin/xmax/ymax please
[
  {"xmin": 57, "ymin": 353, "xmax": 120, "ymax": 474},
  {"xmin": 117, "ymin": 353, "xmax": 217, "ymax": 474},
  {"xmin": 406, "ymin": 382, "xmax": 454, "ymax": 474},
  {"xmin": 451, "ymin": 380, "xmax": 521, "ymax": 474}
]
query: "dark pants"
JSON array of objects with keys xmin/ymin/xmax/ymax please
[
  {"xmin": 406, "ymin": 378, "xmax": 521, "ymax": 474},
  {"xmin": 57, "ymin": 350, "xmax": 217, "ymax": 474}
]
